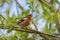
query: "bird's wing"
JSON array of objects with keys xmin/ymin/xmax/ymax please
[{"xmin": 17, "ymin": 18, "xmax": 27, "ymax": 24}]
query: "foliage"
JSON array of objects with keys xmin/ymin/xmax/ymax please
[{"xmin": 0, "ymin": 0, "xmax": 60, "ymax": 40}]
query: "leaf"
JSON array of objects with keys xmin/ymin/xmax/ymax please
[
  {"xmin": 44, "ymin": 21, "xmax": 51, "ymax": 34},
  {"xmin": 2, "ymin": 34, "xmax": 6, "ymax": 40},
  {"xmin": 6, "ymin": 9, "xmax": 11, "ymax": 21},
  {"xmin": 22, "ymin": 10, "xmax": 30, "ymax": 16}
]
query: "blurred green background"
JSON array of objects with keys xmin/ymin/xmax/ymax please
[{"xmin": 0, "ymin": 0, "xmax": 60, "ymax": 40}]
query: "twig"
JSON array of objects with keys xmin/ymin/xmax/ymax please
[
  {"xmin": 38, "ymin": 0, "xmax": 52, "ymax": 9},
  {"xmin": 15, "ymin": 0, "xmax": 19, "ymax": 15},
  {"xmin": 49, "ymin": 0, "xmax": 53, "ymax": 5},
  {"xmin": 15, "ymin": 0, "xmax": 25, "ymax": 11},
  {"xmin": 55, "ymin": 3, "xmax": 60, "ymax": 13},
  {"xmin": 0, "ymin": 14, "xmax": 8, "ymax": 22},
  {"xmin": 31, "ymin": 9, "xmax": 38, "ymax": 31},
  {"xmin": 32, "ymin": 21, "xmax": 38, "ymax": 30},
  {"xmin": 55, "ymin": 3, "xmax": 60, "ymax": 34}
]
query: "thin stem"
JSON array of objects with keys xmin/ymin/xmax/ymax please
[
  {"xmin": 0, "ymin": 14, "xmax": 8, "ymax": 22},
  {"xmin": 15, "ymin": 0, "xmax": 25, "ymax": 11},
  {"xmin": 15, "ymin": 0, "xmax": 19, "ymax": 15}
]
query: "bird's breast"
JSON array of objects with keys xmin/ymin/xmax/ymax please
[{"xmin": 19, "ymin": 19, "xmax": 31, "ymax": 27}]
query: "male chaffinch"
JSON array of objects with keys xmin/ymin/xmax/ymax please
[{"xmin": 17, "ymin": 14, "xmax": 32, "ymax": 27}]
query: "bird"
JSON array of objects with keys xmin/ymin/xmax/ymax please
[{"xmin": 17, "ymin": 14, "xmax": 32, "ymax": 27}]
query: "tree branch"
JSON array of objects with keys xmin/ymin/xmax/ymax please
[
  {"xmin": 32, "ymin": 21, "xmax": 38, "ymax": 30},
  {"xmin": 15, "ymin": 0, "xmax": 19, "ymax": 15},
  {"xmin": 55, "ymin": 3, "xmax": 60, "ymax": 34},
  {"xmin": 0, "ymin": 25, "xmax": 60, "ymax": 39},
  {"xmin": 38, "ymin": 0, "xmax": 52, "ymax": 9},
  {"xmin": 15, "ymin": 0, "xmax": 25, "ymax": 11},
  {"xmin": 0, "ymin": 14, "xmax": 8, "ymax": 22}
]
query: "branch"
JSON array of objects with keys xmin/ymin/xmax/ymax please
[
  {"xmin": 15, "ymin": 0, "xmax": 19, "ymax": 15},
  {"xmin": 55, "ymin": 4, "xmax": 60, "ymax": 34},
  {"xmin": 55, "ymin": 3, "xmax": 60, "ymax": 13},
  {"xmin": 0, "ymin": 14, "xmax": 8, "ymax": 22},
  {"xmin": 38, "ymin": 0, "xmax": 60, "ymax": 34},
  {"xmin": 49, "ymin": 0, "xmax": 53, "ymax": 5},
  {"xmin": 31, "ymin": 9, "xmax": 38, "ymax": 31},
  {"xmin": 32, "ymin": 21, "xmax": 38, "ymax": 30},
  {"xmin": 15, "ymin": 29, "xmax": 60, "ymax": 38},
  {"xmin": 38, "ymin": 0, "xmax": 52, "ymax": 8},
  {"xmin": 15, "ymin": 0, "xmax": 25, "ymax": 11},
  {"xmin": 0, "ymin": 25, "xmax": 60, "ymax": 39}
]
